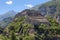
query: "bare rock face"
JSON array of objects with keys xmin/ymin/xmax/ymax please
[
  {"xmin": 15, "ymin": 9, "xmax": 41, "ymax": 17},
  {"xmin": 15, "ymin": 9, "xmax": 49, "ymax": 25}
]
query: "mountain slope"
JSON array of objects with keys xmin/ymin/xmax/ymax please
[
  {"xmin": 30, "ymin": 0, "xmax": 60, "ymax": 23},
  {"xmin": 31, "ymin": 0, "xmax": 60, "ymax": 17},
  {"xmin": 0, "ymin": 11, "xmax": 17, "ymax": 28},
  {"xmin": 0, "ymin": 11, "xmax": 17, "ymax": 21},
  {"xmin": 15, "ymin": 9, "xmax": 49, "ymax": 25},
  {"xmin": 5, "ymin": 9, "xmax": 60, "ymax": 40}
]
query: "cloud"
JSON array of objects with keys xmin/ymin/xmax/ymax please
[
  {"xmin": 24, "ymin": 4, "xmax": 33, "ymax": 8},
  {"xmin": 5, "ymin": 0, "xmax": 13, "ymax": 5}
]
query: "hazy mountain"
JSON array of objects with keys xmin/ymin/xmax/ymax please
[
  {"xmin": 0, "ymin": 11, "xmax": 17, "ymax": 21},
  {"xmin": 0, "ymin": 10, "xmax": 17, "ymax": 28},
  {"xmin": 31, "ymin": 0, "xmax": 60, "ymax": 17},
  {"xmin": 30, "ymin": 0, "xmax": 60, "ymax": 23}
]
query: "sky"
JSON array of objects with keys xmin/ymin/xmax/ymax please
[{"xmin": 0, "ymin": 0, "xmax": 50, "ymax": 15}]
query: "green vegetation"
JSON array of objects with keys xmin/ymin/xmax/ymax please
[{"xmin": 0, "ymin": 16, "xmax": 60, "ymax": 40}]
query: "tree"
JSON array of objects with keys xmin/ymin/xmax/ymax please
[{"xmin": 10, "ymin": 32, "xmax": 17, "ymax": 40}]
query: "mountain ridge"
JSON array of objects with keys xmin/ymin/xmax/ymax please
[{"xmin": 0, "ymin": 10, "xmax": 17, "ymax": 28}]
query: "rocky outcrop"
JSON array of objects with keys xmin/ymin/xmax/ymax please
[{"xmin": 15, "ymin": 9, "xmax": 49, "ymax": 25}]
